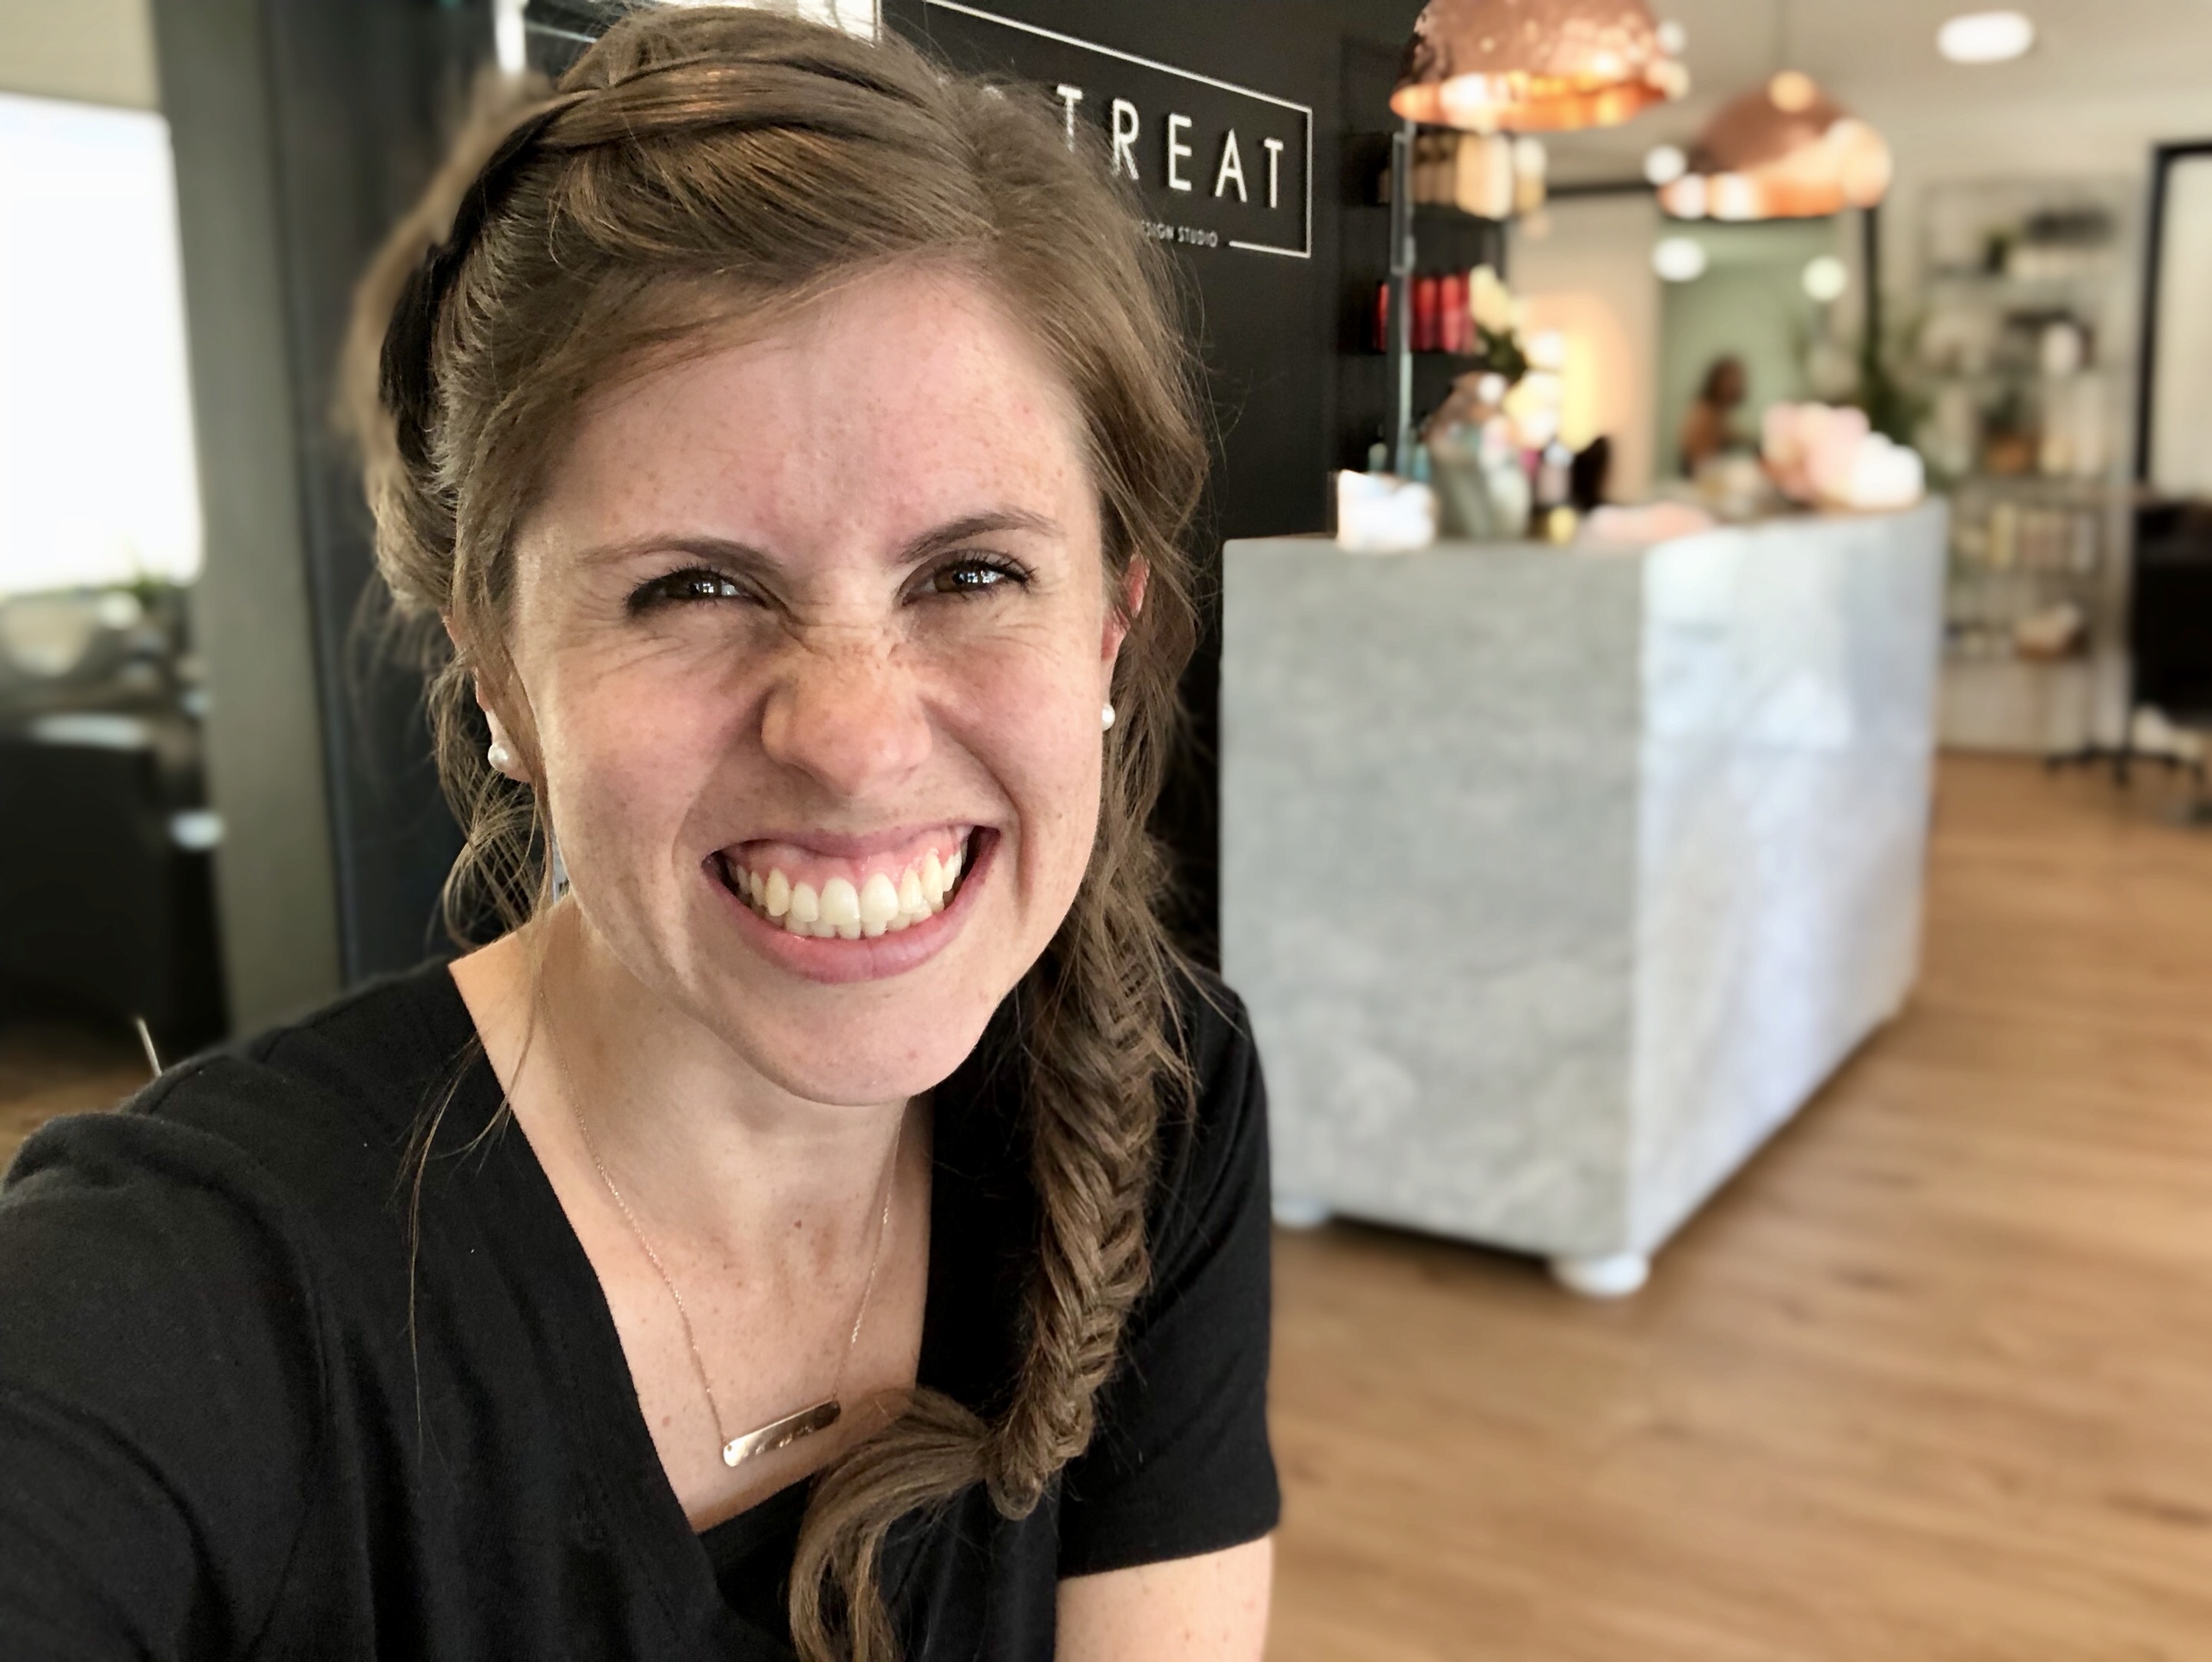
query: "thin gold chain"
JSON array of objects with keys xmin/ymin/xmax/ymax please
[{"xmin": 535, "ymin": 978, "xmax": 900, "ymax": 1457}]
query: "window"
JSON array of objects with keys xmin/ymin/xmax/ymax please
[{"xmin": 0, "ymin": 92, "xmax": 200, "ymax": 597}]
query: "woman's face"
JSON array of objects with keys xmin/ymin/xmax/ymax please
[{"xmin": 499, "ymin": 265, "xmax": 1127, "ymax": 1105}]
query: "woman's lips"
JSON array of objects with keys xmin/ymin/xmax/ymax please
[{"xmin": 704, "ymin": 828, "xmax": 995, "ymax": 985}]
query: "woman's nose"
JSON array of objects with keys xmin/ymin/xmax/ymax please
[{"xmin": 757, "ymin": 637, "xmax": 933, "ymax": 800}]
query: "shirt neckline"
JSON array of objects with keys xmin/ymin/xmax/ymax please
[{"xmin": 416, "ymin": 960, "xmax": 1022, "ymax": 1640}]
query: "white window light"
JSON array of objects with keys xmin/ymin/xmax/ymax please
[
  {"xmin": 657, "ymin": 0, "xmax": 878, "ymax": 35},
  {"xmin": 493, "ymin": 0, "xmax": 528, "ymax": 76},
  {"xmin": 0, "ymin": 94, "xmax": 202, "ymax": 597},
  {"xmin": 1937, "ymin": 11, "xmax": 2036, "ymax": 65},
  {"xmin": 1652, "ymin": 236, "xmax": 1708, "ymax": 282}
]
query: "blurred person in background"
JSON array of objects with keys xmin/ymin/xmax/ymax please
[
  {"xmin": 1679, "ymin": 352, "xmax": 1750, "ymax": 476},
  {"xmin": 0, "ymin": 9, "xmax": 1275, "ymax": 1660}
]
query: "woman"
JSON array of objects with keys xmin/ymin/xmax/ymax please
[
  {"xmin": 1677, "ymin": 353, "xmax": 1749, "ymax": 477},
  {"xmin": 0, "ymin": 10, "xmax": 1277, "ymax": 1659}
]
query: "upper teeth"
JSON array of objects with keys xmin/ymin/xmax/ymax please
[{"xmin": 730, "ymin": 838, "xmax": 968, "ymax": 939}]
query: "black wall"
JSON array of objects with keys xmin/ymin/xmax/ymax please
[
  {"xmin": 166, "ymin": 0, "xmax": 1422, "ymax": 987},
  {"xmin": 1333, "ymin": 34, "xmax": 1511, "ymax": 478},
  {"xmin": 265, "ymin": 3, "xmax": 502, "ymax": 981},
  {"xmin": 885, "ymin": 0, "xmax": 1354, "ymax": 956},
  {"xmin": 157, "ymin": 0, "xmax": 500, "ymax": 994}
]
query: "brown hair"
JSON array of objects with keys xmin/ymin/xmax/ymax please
[{"xmin": 344, "ymin": 7, "xmax": 1207, "ymax": 1657}]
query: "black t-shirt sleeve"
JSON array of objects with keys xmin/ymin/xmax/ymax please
[
  {"xmin": 1055, "ymin": 987, "xmax": 1280, "ymax": 1578},
  {"xmin": 0, "ymin": 1071, "xmax": 326, "ymax": 1660}
]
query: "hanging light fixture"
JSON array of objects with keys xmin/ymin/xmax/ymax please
[
  {"xmin": 1390, "ymin": 0, "xmax": 1690, "ymax": 133},
  {"xmin": 1657, "ymin": 70, "xmax": 1892, "ymax": 220}
]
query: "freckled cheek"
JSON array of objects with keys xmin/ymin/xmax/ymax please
[
  {"xmin": 944, "ymin": 656, "xmax": 1104, "ymax": 889},
  {"xmin": 536, "ymin": 660, "xmax": 745, "ymax": 872}
]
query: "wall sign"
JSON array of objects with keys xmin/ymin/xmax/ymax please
[{"xmin": 919, "ymin": 0, "xmax": 1312, "ymax": 260}]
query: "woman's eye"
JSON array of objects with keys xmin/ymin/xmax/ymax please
[
  {"xmin": 927, "ymin": 558, "xmax": 1027, "ymax": 597},
  {"xmin": 631, "ymin": 568, "xmax": 748, "ymax": 611}
]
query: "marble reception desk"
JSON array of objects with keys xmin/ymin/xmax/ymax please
[{"xmin": 1220, "ymin": 503, "xmax": 1948, "ymax": 1293}]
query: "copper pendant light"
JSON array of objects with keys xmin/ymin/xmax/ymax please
[
  {"xmin": 1657, "ymin": 70, "xmax": 1892, "ymax": 220},
  {"xmin": 1390, "ymin": 0, "xmax": 1689, "ymax": 134}
]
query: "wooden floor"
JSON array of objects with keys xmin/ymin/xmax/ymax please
[
  {"xmin": 1267, "ymin": 756, "xmax": 2212, "ymax": 1660},
  {"xmin": 5, "ymin": 760, "xmax": 2209, "ymax": 1656},
  {"xmin": 0, "ymin": 1008, "xmax": 144, "ymax": 1167}
]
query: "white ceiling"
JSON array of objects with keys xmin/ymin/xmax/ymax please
[{"xmin": 1543, "ymin": 0, "xmax": 2212, "ymax": 180}]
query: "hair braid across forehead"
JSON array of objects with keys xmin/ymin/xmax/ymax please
[{"xmin": 377, "ymin": 97, "xmax": 585, "ymax": 475}]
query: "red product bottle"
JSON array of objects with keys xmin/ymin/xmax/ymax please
[
  {"xmin": 1374, "ymin": 280, "xmax": 1390, "ymax": 353},
  {"xmin": 1440, "ymin": 270, "xmax": 1469, "ymax": 354},
  {"xmin": 1413, "ymin": 274, "xmax": 1439, "ymax": 353}
]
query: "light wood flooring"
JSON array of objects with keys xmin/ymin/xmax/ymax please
[
  {"xmin": 0, "ymin": 1007, "xmax": 144, "ymax": 1166},
  {"xmin": 1267, "ymin": 756, "xmax": 2212, "ymax": 1660}
]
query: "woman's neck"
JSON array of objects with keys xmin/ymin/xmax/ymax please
[{"xmin": 455, "ymin": 900, "xmax": 912, "ymax": 1252}]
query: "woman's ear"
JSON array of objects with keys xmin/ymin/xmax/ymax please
[
  {"xmin": 479, "ymin": 692, "xmax": 531, "ymax": 783},
  {"xmin": 1101, "ymin": 557, "xmax": 1150, "ymax": 667},
  {"xmin": 452, "ymin": 621, "xmax": 533, "ymax": 785},
  {"xmin": 1124, "ymin": 558, "xmax": 1150, "ymax": 621}
]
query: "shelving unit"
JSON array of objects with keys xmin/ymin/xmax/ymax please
[
  {"xmin": 1338, "ymin": 141, "xmax": 1512, "ymax": 469},
  {"xmin": 1912, "ymin": 178, "xmax": 2141, "ymax": 753},
  {"xmin": 1939, "ymin": 475, "xmax": 2138, "ymax": 753},
  {"xmin": 1945, "ymin": 478, "xmax": 2128, "ymax": 654}
]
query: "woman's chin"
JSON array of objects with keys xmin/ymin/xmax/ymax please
[{"xmin": 730, "ymin": 1009, "xmax": 993, "ymax": 1108}]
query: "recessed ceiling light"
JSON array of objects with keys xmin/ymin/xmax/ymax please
[
  {"xmin": 1938, "ymin": 11, "xmax": 2036, "ymax": 65},
  {"xmin": 1653, "ymin": 236, "xmax": 1708, "ymax": 282}
]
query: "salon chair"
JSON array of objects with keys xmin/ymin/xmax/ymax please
[{"xmin": 0, "ymin": 590, "xmax": 227, "ymax": 1054}]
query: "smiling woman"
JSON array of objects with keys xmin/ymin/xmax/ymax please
[{"xmin": 0, "ymin": 8, "xmax": 1276, "ymax": 1662}]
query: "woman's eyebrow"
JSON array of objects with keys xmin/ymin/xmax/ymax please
[
  {"xmin": 894, "ymin": 509, "xmax": 1061, "ymax": 566},
  {"xmin": 573, "ymin": 510, "xmax": 1059, "ymax": 577},
  {"xmin": 577, "ymin": 533, "xmax": 778, "ymax": 578}
]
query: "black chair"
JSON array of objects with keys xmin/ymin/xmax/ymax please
[
  {"xmin": 2131, "ymin": 502, "xmax": 2212, "ymax": 723},
  {"xmin": 0, "ymin": 721, "xmax": 227, "ymax": 1058},
  {"xmin": 2121, "ymin": 502, "xmax": 2212, "ymax": 818},
  {"xmin": 0, "ymin": 585, "xmax": 227, "ymax": 1057}
]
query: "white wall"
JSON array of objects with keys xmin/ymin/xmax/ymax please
[
  {"xmin": 1509, "ymin": 194, "xmax": 1662, "ymax": 502},
  {"xmin": 0, "ymin": 0, "xmax": 159, "ymax": 110},
  {"xmin": 1867, "ymin": 85, "xmax": 2212, "ymax": 302},
  {"xmin": 1537, "ymin": 0, "xmax": 2212, "ymax": 397}
]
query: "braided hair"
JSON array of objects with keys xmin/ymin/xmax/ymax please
[{"xmin": 343, "ymin": 9, "xmax": 1207, "ymax": 1658}]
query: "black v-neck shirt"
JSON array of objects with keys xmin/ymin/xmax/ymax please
[{"xmin": 0, "ymin": 962, "xmax": 1277, "ymax": 1660}]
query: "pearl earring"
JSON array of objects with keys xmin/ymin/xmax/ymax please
[
  {"xmin": 1101, "ymin": 702, "xmax": 1116, "ymax": 732},
  {"xmin": 486, "ymin": 739, "xmax": 512, "ymax": 773}
]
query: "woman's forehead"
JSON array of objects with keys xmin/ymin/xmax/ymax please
[{"xmin": 534, "ymin": 266, "xmax": 1092, "ymax": 558}]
